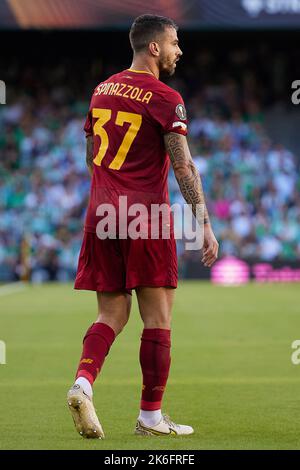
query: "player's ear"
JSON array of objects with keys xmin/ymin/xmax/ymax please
[{"xmin": 149, "ymin": 41, "xmax": 160, "ymax": 57}]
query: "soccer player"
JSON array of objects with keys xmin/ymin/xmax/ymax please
[{"xmin": 67, "ymin": 14, "xmax": 219, "ymax": 438}]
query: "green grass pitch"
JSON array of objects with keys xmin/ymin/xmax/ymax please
[{"xmin": 0, "ymin": 281, "xmax": 300, "ymax": 450}]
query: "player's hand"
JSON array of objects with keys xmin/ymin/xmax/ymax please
[{"xmin": 202, "ymin": 224, "xmax": 219, "ymax": 267}]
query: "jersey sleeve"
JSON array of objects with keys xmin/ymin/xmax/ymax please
[
  {"xmin": 84, "ymin": 110, "xmax": 93, "ymax": 137},
  {"xmin": 151, "ymin": 90, "xmax": 188, "ymax": 136}
]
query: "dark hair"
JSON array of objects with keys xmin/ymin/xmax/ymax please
[{"xmin": 129, "ymin": 14, "xmax": 178, "ymax": 53}]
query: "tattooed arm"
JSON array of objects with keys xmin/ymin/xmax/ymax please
[
  {"xmin": 86, "ymin": 135, "xmax": 94, "ymax": 176},
  {"xmin": 164, "ymin": 132, "xmax": 219, "ymax": 267},
  {"xmin": 164, "ymin": 132, "xmax": 210, "ymax": 224}
]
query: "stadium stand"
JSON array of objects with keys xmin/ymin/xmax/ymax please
[{"xmin": 1, "ymin": 33, "xmax": 299, "ymax": 281}]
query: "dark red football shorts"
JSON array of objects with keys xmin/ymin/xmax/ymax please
[{"xmin": 74, "ymin": 231, "xmax": 178, "ymax": 294}]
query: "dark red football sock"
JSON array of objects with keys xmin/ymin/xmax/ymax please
[
  {"xmin": 139, "ymin": 328, "xmax": 171, "ymax": 411},
  {"xmin": 76, "ymin": 322, "xmax": 115, "ymax": 385}
]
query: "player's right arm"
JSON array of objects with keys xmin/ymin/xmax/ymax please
[{"xmin": 164, "ymin": 132, "xmax": 219, "ymax": 267}]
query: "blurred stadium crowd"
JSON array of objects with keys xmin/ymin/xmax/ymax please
[{"xmin": 0, "ymin": 40, "xmax": 299, "ymax": 281}]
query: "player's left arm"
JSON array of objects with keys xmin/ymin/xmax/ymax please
[
  {"xmin": 164, "ymin": 132, "xmax": 219, "ymax": 267},
  {"xmin": 86, "ymin": 135, "xmax": 93, "ymax": 176}
]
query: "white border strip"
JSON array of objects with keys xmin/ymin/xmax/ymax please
[{"xmin": 0, "ymin": 282, "xmax": 27, "ymax": 296}]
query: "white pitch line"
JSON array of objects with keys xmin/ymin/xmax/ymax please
[{"xmin": 0, "ymin": 282, "xmax": 27, "ymax": 296}]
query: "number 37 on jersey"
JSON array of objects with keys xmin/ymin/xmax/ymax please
[{"xmin": 92, "ymin": 108, "xmax": 142, "ymax": 170}]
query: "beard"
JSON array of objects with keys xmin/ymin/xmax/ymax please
[{"xmin": 158, "ymin": 55, "xmax": 176, "ymax": 78}]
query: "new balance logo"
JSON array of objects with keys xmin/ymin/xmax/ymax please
[{"xmin": 80, "ymin": 358, "xmax": 94, "ymax": 364}]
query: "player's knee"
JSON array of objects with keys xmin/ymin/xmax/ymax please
[
  {"xmin": 96, "ymin": 311, "xmax": 129, "ymax": 336},
  {"xmin": 143, "ymin": 312, "xmax": 172, "ymax": 329}
]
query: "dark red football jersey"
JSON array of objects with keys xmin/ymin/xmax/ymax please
[{"xmin": 84, "ymin": 68, "xmax": 188, "ymax": 232}]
